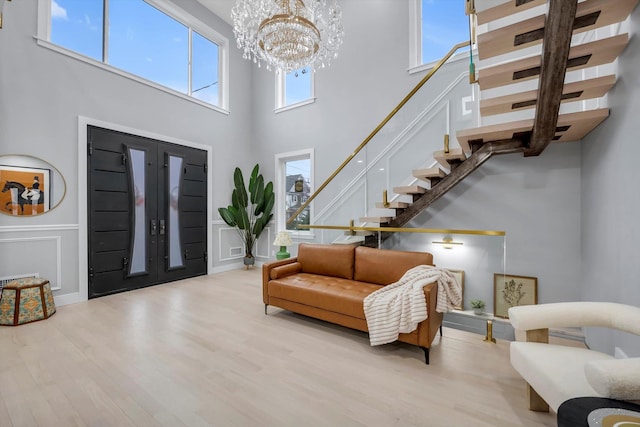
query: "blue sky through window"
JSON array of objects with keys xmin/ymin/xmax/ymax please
[
  {"xmin": 50, "ymin": 0, "xmax": 219, "ymax": 105},
  {"xmin": 51, "ymin": 0, "xmax": 103, "ymax": 61},
  {"xmin": 285, "ymin": 66, "xmax": 312, "ymax": 106},
  {"xmin": 421, "ymin": 0, "xmax": 468, "ymax": 64}
]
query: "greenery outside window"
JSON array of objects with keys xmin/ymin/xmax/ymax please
[{"xmin": 39, "ymin": 0, "xmax": 227, "ymax": 111}]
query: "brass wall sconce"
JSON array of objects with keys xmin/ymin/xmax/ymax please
[{"xmin": 432, "ymin": 236, "xmax": 463, "ymax": 249}]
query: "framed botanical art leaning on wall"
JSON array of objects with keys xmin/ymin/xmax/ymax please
[
  {"xmin": 493, "ymin": 274, "xmax": 537, "ymax": 318},
  {"xmin": 446, "ymin": 269, "xmax": 465, "ymax": 310}
]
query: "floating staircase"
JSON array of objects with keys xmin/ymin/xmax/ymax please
[{"xmin": 356, "ymin": 0, "xmax": 637, "ymax": 244}]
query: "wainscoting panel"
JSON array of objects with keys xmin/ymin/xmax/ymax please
[
  {"xmin": 214, "ymin": 222, "xmax": 273, "ymax": 266},
  {"xmin": 0, "ymin": 236, "xmax": 62, "ymax": 290}
]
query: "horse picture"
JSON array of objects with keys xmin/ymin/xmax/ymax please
[{"xmin": 0, "ymin": 165, "xmax": 50, "ymax": 216}]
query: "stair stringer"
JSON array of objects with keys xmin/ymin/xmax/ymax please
[
  {"xmin": 385, "ymin": 139, "xmax": 526, "ymax": 230},
  {"xmin": 313, "ymin": 71, "xmax": 471, "ymax": 226}
]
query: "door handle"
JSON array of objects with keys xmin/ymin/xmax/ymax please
[
  {"xmin": 150, "ymin": 219, "xmax": 157, "ymax": 236},
  {"xmin": 159, "ymin": 219, "xmax": 166, "ymax": 235}
]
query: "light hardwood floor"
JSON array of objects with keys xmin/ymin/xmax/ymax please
[{"xmin": 0, "ymin": 269, "xmax": 559, "ymax": 426}]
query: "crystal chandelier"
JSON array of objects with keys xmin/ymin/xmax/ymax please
[{"xmin": 231, "ymin": 0, "xmax": 344, "ymax": 73}]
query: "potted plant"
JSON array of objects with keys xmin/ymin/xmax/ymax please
[
  {"xmin": 218, "ymin": 164, "xmax": 274, "ymax": 267},
  {"xmin": 470, "ymin": 299, "xmax": 486, "ymax": 315}
]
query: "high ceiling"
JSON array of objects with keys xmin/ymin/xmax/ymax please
[{"xmin": 195, "ymin": 0, "xmax": 234, "ymax": 25}]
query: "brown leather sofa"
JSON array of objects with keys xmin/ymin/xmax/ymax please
[{"xmin": 262, "ymin": 243, "xmax": 442, "ymax": 364}]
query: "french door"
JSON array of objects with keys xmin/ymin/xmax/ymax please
[{"xmin": 87, "ymin": 125, "xmax": 207, "ymax": 298}]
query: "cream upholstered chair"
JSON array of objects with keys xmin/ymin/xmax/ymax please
[{"xmin": 509, "ymin": 302, "xmax": 640, "ymax": 413}]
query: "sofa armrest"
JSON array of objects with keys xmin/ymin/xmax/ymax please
[
  {"xmin": 416, "ymin": 282, "xmax": 443, "ymax": 348},
  {"xmin": 262, "ymin": 257, "xmax": 299, "ymax": 304},
  {"xmin": 508, "ymin": 302, "xmax": 640, "ymax": 336},
  {"xmin": 585, "ymin": 357, "xmax": 640, "ymax": 401}
]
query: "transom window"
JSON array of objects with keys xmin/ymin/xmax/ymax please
[
  {"xmin": 276, "ymin": 66, "xmax": 314, "ymax": 111},
  {"xmin": 42, "ymin": 0, "xmax": 227, "ymax": 110},
  {"xmin": 410, "ymin": 0, "xmax": 470, "ymax": 70}
]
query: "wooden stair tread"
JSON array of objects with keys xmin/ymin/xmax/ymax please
[
  {"xmin": 359, "ymin": 217, "xmax": 391, "ymax": 223},
  {"xmin": 478, "ymin": 33, "xmax": 629, "ymax": 90},
  {"xmin": 413, "ymin": 167, "xmax": 446, "ymax": 180},
  {"xmin": 393, "ymin": 185, "xmax": 427, "ymax": 195},
  {"xmin": 375, "ymin": 201, "xmax": 410, "ymax": 209},
  {"xmin": 433, "ymin": 148, "xmax": 466, "ymax": 168},
  {"xmin": 476, "ymin": 0, "xmax": 545, "ymax": 26},
  {"xmin": 478, "ymin": 0, "xmax": 639, "ymax": 60},
  {"xmin": 480, "ymin": 75, "xmax": 616, "ymax": 116},
  {"xmin": 456, "ymin": 108, "xmax": 610, "ymax": 152},
  {"xmin": 343, "ymin": 230, "xmax": 374, "ymax": 236}
]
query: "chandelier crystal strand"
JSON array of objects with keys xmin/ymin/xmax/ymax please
[{"xmin": 232, "ymin": 0, "xmax": 343, "ymax": 73}]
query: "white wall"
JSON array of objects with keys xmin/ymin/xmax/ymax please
[
  {"xmin": 398, "ymin": 143, "xmax": 582, "ymax": 313},
  {"xmin": 0, "ymin": 0, "xmax": 255, "ymax": 301},
  {"xmin": 249, "ymin": 1, "xmax": 583, "ymax": 314},
  {"xmin": 581, "ymin": 6, "xmax": 640, "ymax": 356}
]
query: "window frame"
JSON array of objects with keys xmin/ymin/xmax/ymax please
[
  {"xmin": 36, "ymin": 0, "xmax": 229, "ymax": 113},
  {"xmin": 408, "ymin": 0, "xmax": 471, "ymax": 75},
  {"xmin": 275, "ymin": 69, "xmax": 316, "ymax": 113},
  {"xmin": 275, "ymin": 149, "xmax": 315, "ymax": 238}
]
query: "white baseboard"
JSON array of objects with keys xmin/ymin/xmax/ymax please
[{"xmin": 53, "ymin": 292, "xmax": 85, "ymax": 306}]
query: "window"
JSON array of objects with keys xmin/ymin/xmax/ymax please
[
  {"xmin": 42, "ymin": 0, "xmax": 227, "ymax": 110},
  {"xmin": 276, "ymin": 66, "xmax": 314, "ymax": 111},
  {"xmin": 275, "ymin": 149, "xmax": 314, "ymax": 234},
  {"xmin": 410, "ymin": 0, "xmax": 469, "ymax": 70}
]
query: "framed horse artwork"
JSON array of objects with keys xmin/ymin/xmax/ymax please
[{"xmin": 0, "ymin": 164, "xmax": 51, "ymax": 216}]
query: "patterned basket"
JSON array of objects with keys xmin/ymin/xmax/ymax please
[{"xmin": 0, "ymin": 278, "xmax": 56, "ymax": 326}]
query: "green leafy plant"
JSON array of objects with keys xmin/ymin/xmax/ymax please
[
  {"xmin": 470, "ymin": 299, "xmax": 486, "ymax": 310},
  {"xmin": 218, "ymin": 164, "xmax": 274, "ymax": 260}
]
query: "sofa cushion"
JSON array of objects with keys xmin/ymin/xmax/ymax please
[
  {"xmin": 584, "ymin": 357, "xmax": 640, "ymax": 401},
  {"xmin": 270, "ymin": 262, "xmax": 302, "ymax": 280},
  {"xmin": 297, "ymin": 243, "xmax": 355, "ymax": 280},
  {"xmin": 268, "ymin": 273, "xmax": 381, "ymax": 319},
  {"xmin": 354, "ymin": 246, "xmax": 433, "ymax": 285},
  {"xmin": 510, "ymin": 341, "xmax": 614, "ymax": 412}
]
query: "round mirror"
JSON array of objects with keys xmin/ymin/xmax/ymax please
[{"xmin": 0, "ymin": 154, "xmax": 66, "ymax": 216}]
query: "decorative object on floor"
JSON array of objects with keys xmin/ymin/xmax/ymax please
[
  {"xmin": 470, "ymin": 299, "xmax": 485, "ymax": 315},
  {"xmin": 483, "ymin": 319, "xmax": 496, "ymax": 343},
  {"xmin": 446, "ymin": 268, "xmax": 464, "ymax": 309},
  {"xmin": 273, "ymin": 231, "xmax": 293, "ymax": 260},
  {"xmin": 493, "ymin": 273, "xmax": 537, "ymax": 318},
  {"xmin": 557, "ymin": 397, "xmax": 640, "ymax": 427},
  {"xmin": 0, "ymin": 277, "xmax": 56, "ymax": 325},
  {"xmin": 231, "ymin": 0, "xmax": 344, "ymax": 73},
  {"xmin": 218, "ymin": 164, "xmax": 274, "ymax": 267},
  {"xmin": 432, "ymin": 235, "xmax": 463, "ymax": 249}
]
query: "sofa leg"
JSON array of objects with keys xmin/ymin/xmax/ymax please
[
  {"xmin": 264, "ymin": 304, "xmax": 268, "ymax": 315},
  {"xmin": 527, "ymin": 383, "xmax": 549, "ymax": 412},
  {"xmin": 421, "ymin": 347, "xmax": 430, "ymax": 365}
]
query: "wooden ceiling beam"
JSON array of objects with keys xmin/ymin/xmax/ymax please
[{"xmin": 526, "ymin": 0, "xmax": 578, "ymax": 157}]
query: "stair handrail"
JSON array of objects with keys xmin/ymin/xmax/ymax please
[{"xmin": 287, "ymin": 40, "xmax": 471, "ymax": 226}]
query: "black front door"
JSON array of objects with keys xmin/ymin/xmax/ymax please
[{"xmin": 87, "ymin": 125, "xmax": 207, "ymax": 298}]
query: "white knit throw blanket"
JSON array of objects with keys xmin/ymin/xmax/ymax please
[{"xmin": 363, "ymin": 265, "xmax": 462, "ymax": 346}]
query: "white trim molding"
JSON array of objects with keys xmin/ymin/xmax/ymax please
[
  {"xmin": 0, "ymin": 224, "xmax": 79, "ymax": 233},
  {"xmin": 0, "ymin": 236, "xmax": 63, "ymax": 290}
]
